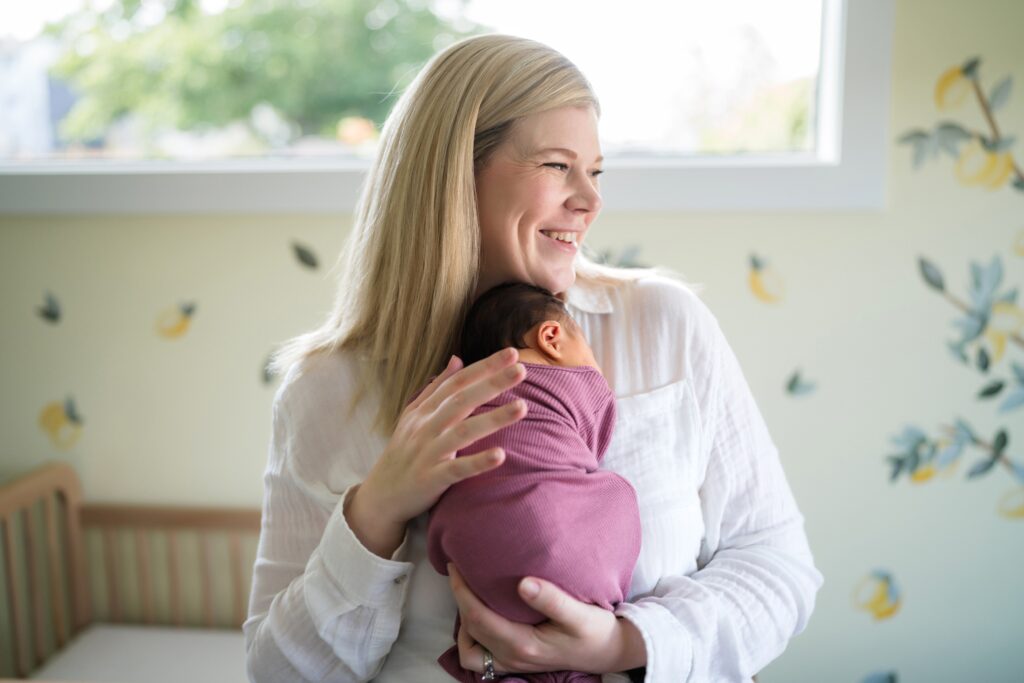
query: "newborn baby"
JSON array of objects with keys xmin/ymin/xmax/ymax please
[{"xmin": 424, "ymin": 282, "xmax": 641, "ymax": 683}]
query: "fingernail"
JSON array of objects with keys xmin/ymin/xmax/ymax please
[
  {"xmin": 521, "ymin": 579, "xmax": 539, "ymax": 598},
  {"xmin": 447, "ymin": 562, "xmax": 454, "ymax": 575},
  {"xmin": 446, "ymin": 355, "xmax": 457, "ymax": 370}
]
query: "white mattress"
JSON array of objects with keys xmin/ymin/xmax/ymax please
[{"xmin": 31, "ymin": 623, "xmax": 247, "ymax": 683}]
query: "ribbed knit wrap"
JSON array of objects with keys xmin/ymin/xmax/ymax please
[{"xmin": 424, "ymin": 363, "xmax": 641, "ymax": 683}]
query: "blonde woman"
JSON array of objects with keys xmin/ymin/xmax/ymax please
[{"xmin": 244, "ymin": 34, "xmax": 823, "ymax": 683}]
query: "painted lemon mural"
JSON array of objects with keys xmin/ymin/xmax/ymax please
[
  {"xmin": 899, "ymin": 56, "xmax": 1023, "ymax": 195},
  {"xmin": 852, "ymin": 570, "xmax": 901, "ymax": 621},
  {"xmin": 748, "ymin": 253, "xmax": 784, "ymax": 304},
  {"xmin": 156, "ymin": 302, "xmax": 197, "ymax": 339},
  {"xmin": 38, "ymin": 397, "xmax": 83, "ymax": 450}
]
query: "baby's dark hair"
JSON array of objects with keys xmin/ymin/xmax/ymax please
[{"xmin": 457, "ymin": 282, "xmax": 577, "ymax": 366}]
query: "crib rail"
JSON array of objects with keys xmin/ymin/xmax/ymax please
[
  {"xmin": 0, "ymin": 462, "xmax": 261, "ymax": 679},
  {"xmin": 81, "ymin": 504, "xmax": 260, "ymax": 630},
  {"xmin": 0, "ymin": 462, "xmax": 89, "ymax": 679}
]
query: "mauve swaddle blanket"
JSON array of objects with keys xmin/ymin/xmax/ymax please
[{"xmin": 424, "ymin": 363, "xmax": 641, "ymax": 683}]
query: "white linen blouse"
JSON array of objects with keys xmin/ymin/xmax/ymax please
[{"xmin": 243, "ymin": 274, "xmax": 824, "ymax": 683}]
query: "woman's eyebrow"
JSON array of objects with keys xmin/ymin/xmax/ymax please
[{"xmin": 535, "ymin": 147, "xmax": 604, "ymax": 163}]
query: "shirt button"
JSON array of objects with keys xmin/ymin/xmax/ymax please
[{"xmin": 393, "ymin": 574, "xmax": 407, "ymax": 585}]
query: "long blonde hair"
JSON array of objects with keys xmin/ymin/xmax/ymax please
[{"xmin": 269, "ymin": 33, "xmax": 694, "ymax": 437}]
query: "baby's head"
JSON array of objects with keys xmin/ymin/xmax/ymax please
[{"xmin": 458, "ymin": 282, "xmax": 601, "ymax": 373}]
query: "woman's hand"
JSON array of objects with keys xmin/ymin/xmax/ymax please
[
  {"xmin": 447, "ymin": 564, "xmax": 647, "ymax": 675},
  {"xmin": 356, "ymin": 347, "xmax": 528, "ymax": 532}
]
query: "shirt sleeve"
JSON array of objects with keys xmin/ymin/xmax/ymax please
[
  {"xmin": 243, "ymin": 369, "xmax": 415, "ymax": 682},
  {"xmin": 612, "ymin": 285, "xmax": 824, "ymax": 682}
]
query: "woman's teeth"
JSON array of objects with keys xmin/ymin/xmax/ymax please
[{"xmin": 540, "ymin": 230, "xmax": 577, "ymax": 245}]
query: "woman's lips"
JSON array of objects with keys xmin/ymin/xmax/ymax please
[{"xmin": 539, "ymin": 231, "xmax": 578, "ymax": 253}]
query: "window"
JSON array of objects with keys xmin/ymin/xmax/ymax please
[{"xmin": 0, "ymin": 0, "xmax": 893, "ymax": 213}]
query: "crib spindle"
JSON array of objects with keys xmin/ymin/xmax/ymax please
[
  {"xmin": 167, "ymin": 530, "xmax": 183, "ymax": 627},
  {"xmin": 24, "ymin": 506, "xmax": 46, "ymax": 667},
  {"xmin": 200, "ymin": 533, "xmax": 213, "ymax": 627},
  {"xmin": 135, "ymin": 529, "xmax": 154, "ymax": 624},
  {"xmin": 102, "ymin": 528, "xmax": 121, "ymax": 621},
  {"xmin": 44, "ymin": 495, "xmax": 68, "ymax": 648},
  {"xmin": 229, "ymin": 531, "xmax": 244, "ymax": 628},
  {"xmin": 2, "ymin": 512, "xmax": 29, "ymax": 678}
]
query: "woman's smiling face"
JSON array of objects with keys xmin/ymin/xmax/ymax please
[{"xmin": 473, "ymin": 105, "xmax": 604, "ymax": 302}]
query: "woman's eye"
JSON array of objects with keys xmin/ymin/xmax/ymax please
[{"xmin": 544, "ymin": 163, "xmax": 604, "ymax": 177}]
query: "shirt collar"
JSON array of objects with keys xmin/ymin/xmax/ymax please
[{"xmin": 564, "ymin": 278, "xmax": 614, "ymax": 314}]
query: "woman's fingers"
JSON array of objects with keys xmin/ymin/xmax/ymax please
[
  {"xmin": 406, "ymin": 355, "xmax": 463, "ymax": 412},
  {"xmin": 433, "ymin": 397, "xmax": 528, "ymax": 464},
  {"xmin": 421, "ymin": 347, "xmax": 522, "ymax": 421},
  {"xmin": 439, "ymin": 447, "xmax": 505, "ymax": 486}
]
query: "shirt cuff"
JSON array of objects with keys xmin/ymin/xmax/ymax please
[
  {"xmin": 316, "ymin": 482, "xmax": 414, "ymax": 607},
  {"xmin": 614, "ymin": 599, "xmax": 693, "ymax": 683}
]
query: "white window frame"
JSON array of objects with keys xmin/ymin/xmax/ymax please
[{"xmin": 0, "ymin": 0, "xmax": 892, "ymax": 214}]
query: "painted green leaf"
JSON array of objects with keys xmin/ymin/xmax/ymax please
[
  {"xmin": 1013, "ymin": 177, "xmax": 1024, "ymax": 192},
  {"xmin": 967, "ymin": 457, "xmax": 997, "ymax": 478},
  {"xmin": 978, "ymin": 380, "xmax": 1005, "ymax": 398},
  {"xmin": 936, "ymin": 439, "xmax": 966, "ymax": 468},
  {"xmin": 948, "ymin": 341, "xmax": 968, "ymax": 363},
  {"xmin": 750, "ymin": 253, "xmax": 764, "ymax": 270},
  {"xmin": 907, "ymin": 449, "xmax": 920, "ymax": 473},
  {"xmin": 935, "ymin": 122, "xmax": 971, "ymax": 157},
  {"xmin": 64, "ymin": 396, "xmax": 83, "ymax": 425},
  {"xmin": 961, "ymin": 56, "xmax": 980, "ymax": 79},
  {"xmin": 953, "ymin": 313, "xmax": 984, "ymax": 342},
  {"xmin": 862, "ymin": 672, "xmax": 898, "ymax": 683},
  {"xmin": 993, "ymin": 135, "xmax": 1016, "ymax": 152},
  {"xmin": 993, "ymin": 429, "xmax": 1008, "ymax": 455},
  {"xmin": 989, "ymin": 76, "xmax": 1012, "ymax": 111},
  {"xmin": 897, "ymin": 129, "xmax": 929, "ymax": 144},
  {"xmin": 1012, "ymin": 363, "xmax": 1024, "ymax": 385},
  {"xmin": 37, "ymin": 290, "xmax": 61, "ymax": 323},
  {"xmin": 997, "ymin": 288, "xmax": 1019, "ymax": 305},
  {"xmin": 977, "ymin": 346, "xmax": 990, "ymax": 372},
  {"xmin": 886, "ymin": 455, "xmax": 904, "ymax": 482},
  {"xmin": 918, "ymin": 257, "xmax": 944, "ymax": 291},
  {"xmin": 293, "ymin": 241, "xmax": 319, "ymax": 269}
]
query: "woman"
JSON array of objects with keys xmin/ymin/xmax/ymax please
[{"xmin": 244, "ymin": 33, "xmax": 823, "ymax": 683}]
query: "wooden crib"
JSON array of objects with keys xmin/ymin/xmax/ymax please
[{"xmin": 0, "ymin": 461, "xmax": 260, "ymax": 681}]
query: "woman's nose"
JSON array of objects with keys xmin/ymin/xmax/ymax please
[{"xmin": 567, "ymin": 174, "xmax": 602, "ymax": 214}]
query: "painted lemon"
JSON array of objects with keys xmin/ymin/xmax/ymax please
[
  {"xmin": 38, "ymin": 399, "xmax": 83, "ymax": 450},
  {"xmin": 910, "ymin": 463, "xmax": 937, "ymax": 483},
  {"xmin": 748, "ymin": 254, "xmax": 785, "ymax": 303},
  {"xmin": 935, "ymin": 66, "xmax": 971, "ymax": 110},
  {"xmin": 852, "ymin": 573, "xmax": 901, "ymax": 621},
  {"xmin": 983, "ymin": 301, "xmax": 1024, "ymax": 363},
  {"xmin": 156, "ymin": 302, "xmax": 196, "ymax": 339},
  {"xmin": 997, "ymin": 488, "xmax": 1024, "ymax": 519},
  {"xmin": 955, "ymin": 138, "xmax": 1000, "ymax": 186},
  {"xmin": 982, "ymin": 152, "xmax": 1014, "ymax": 189}
]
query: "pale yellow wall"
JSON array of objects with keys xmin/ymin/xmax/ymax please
[{"xmin": 2, "ymin": 0, "xmax": 1023, "ymax": 680}]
